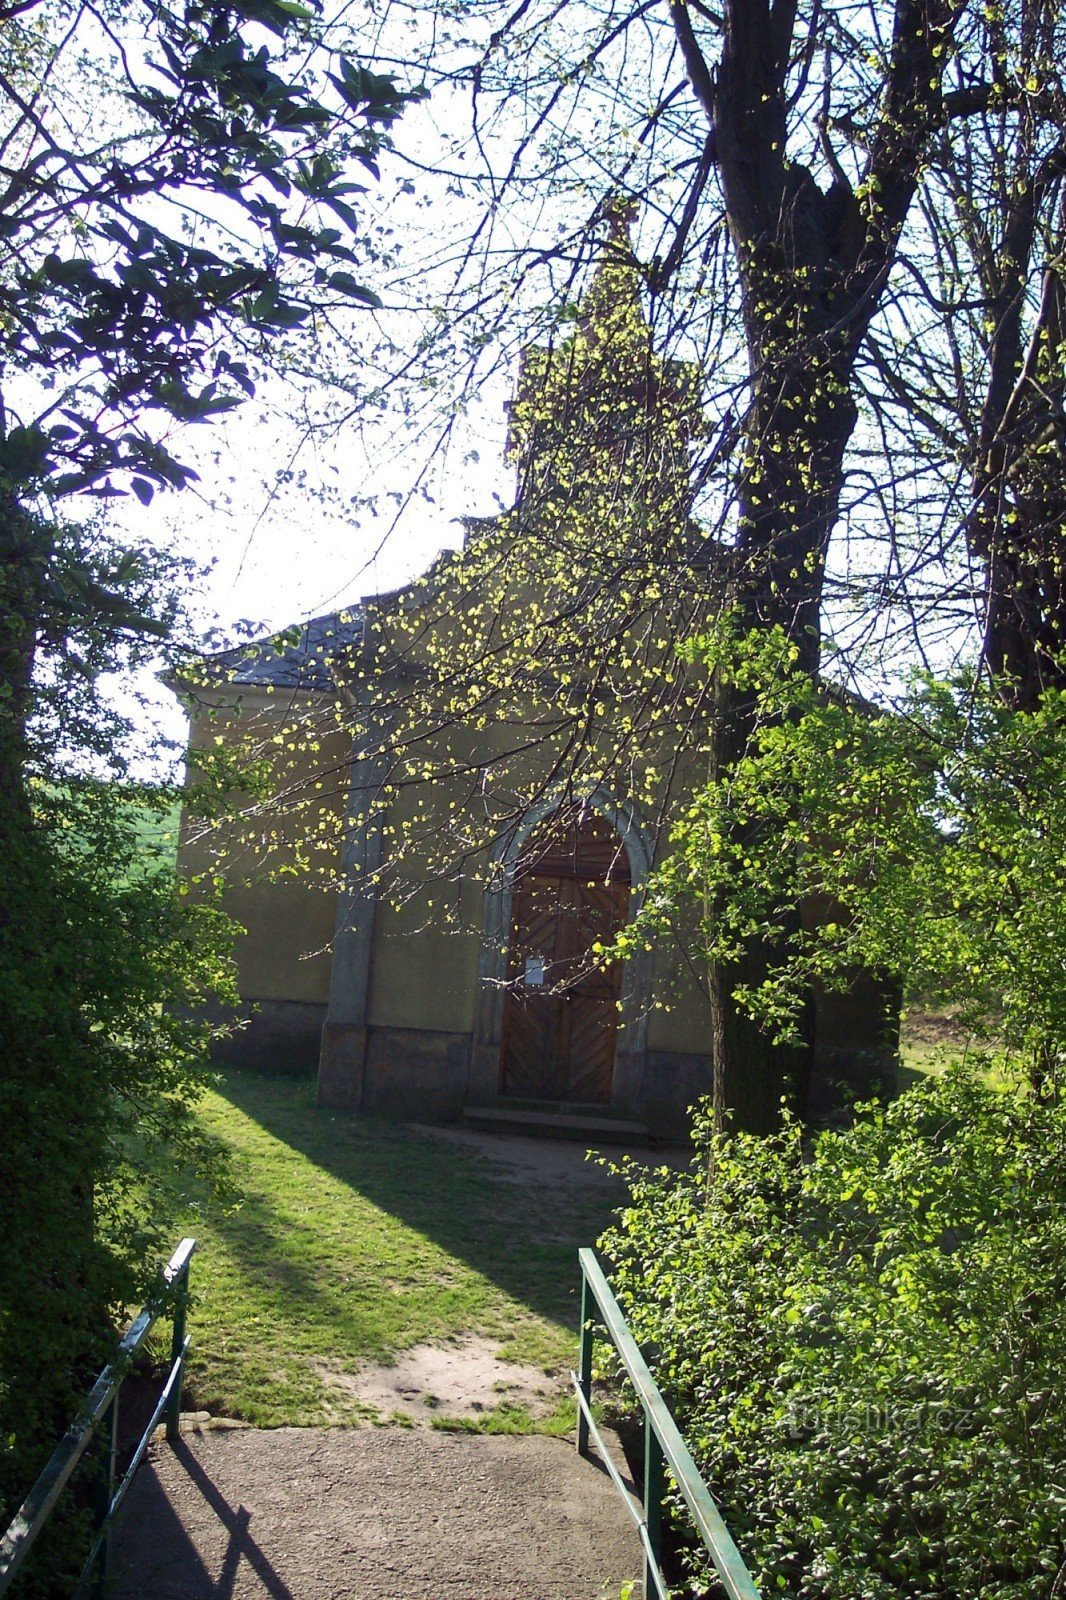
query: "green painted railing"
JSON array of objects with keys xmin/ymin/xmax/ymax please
[
  {"xmin": 0, "ymin": 1237, "xmax": 196, "ymax": 1599},
  {"xmin": 573, "ymin": 1247, "xmax": 761, "ymax": 1600}
]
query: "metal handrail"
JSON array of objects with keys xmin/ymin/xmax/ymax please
[
  {"xmin": 573, "ymin": 1247, "xmax": 761, "ymax": 1600},
  {"xmin": 0, "ymin": 1237, "xmax": 197, "ymax": 1598}
]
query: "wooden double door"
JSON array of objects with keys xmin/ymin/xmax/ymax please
[{"xmin": 499, "ymin": 814, "xmax": 630, "ymax": 1104}]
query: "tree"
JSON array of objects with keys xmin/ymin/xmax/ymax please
[
  {"xmin": 0, "ymin": 522, "xmax": 241, "ymax": 1589},
  {"xmin": 287, "ymin": 0, "xmax": 977, "ymax": 1123},
  {"xmin": 349, "ymin": 217, "xmax": 716, "ymax": 887},
  {"xmin": 651, "ymin": 0, "xmax": 970, "ymax": 1115},
  {"xmin": 0, "ymin": 0, "xmax": 417, "ymax": 1566},
  {"xmin": 186, "ymin": 2, "xmax": 1066, "ymax": 1125},
  {"xmin": 875, "ymin": 10, "xmax": 1066, "ymax": 705},
  {"xmin": 0, "ymin": 0, "xmax": 413, "ymax": 827},
  {"xmin": 343, "ymin": 0, "xmax": 1066, "ymax": 1118},
  {"xmin": 622, "ymin": 622, "xmax": 1066, "ymax": 1087}
]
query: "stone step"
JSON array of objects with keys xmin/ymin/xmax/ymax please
[{"xmin": 462, "ymin": 1104, "xmax": 651, "ymax": 1143}]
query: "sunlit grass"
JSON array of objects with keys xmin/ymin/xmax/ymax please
[
  {"xmin": 898, "ymin": 1003, "xmax": 1009, "ymax": 1088},
  {"xmin": 898, "ymin": 1003, "xmax": 972, "ymax": 1080},
  {"xmin": 153, "ymin": 1071, "xmax": 615, "ymax": 1433}
]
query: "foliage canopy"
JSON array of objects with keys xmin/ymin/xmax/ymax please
[{"xmin": 621, "ymin": 623, "xmax": 1066, "ymax": 1084}]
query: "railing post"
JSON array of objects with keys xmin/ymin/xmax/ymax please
[
  {"xmin": 165, "ymin": 1260, "xmax": 189, "ymax": 1443},
  {"xmin": 577, "ymin": 1265, "xmax": 595, "ymax": 1457},
  {"xmin": 569, "ymin": 1250, "xmax": 762, "ymax": 1600},
  {"xmin": 90, "ymin": 1393, "xmax": 118, "ymax": 1600},
  {"xmin": 644, "ymin": 1412, "xmax": 665, "ymax": 1599}
]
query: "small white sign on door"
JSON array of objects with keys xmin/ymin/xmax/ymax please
[{"xmin": 524, "ymin": 955, "xmax": 545, "ymax": 988}]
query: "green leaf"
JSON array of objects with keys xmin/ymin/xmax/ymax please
[{"xmin": 327, "ymin": 271, "xmax": 381, "ymax": 308}]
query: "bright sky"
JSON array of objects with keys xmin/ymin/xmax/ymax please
[
  {"xmin": 112, "ymin": 358, "xmax": 516, "ymax": 771},
  {"xmin": 81, "ymin": 0, "xmax": 980, "ymax": 771},
  {"xmin": 154, "ymin": 364, "xmax": 511, "ymax": 630}
]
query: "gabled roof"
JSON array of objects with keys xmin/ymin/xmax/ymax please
[{"xmin": 202, "ymin": 609, "xmax": 365, "ymax": 692}]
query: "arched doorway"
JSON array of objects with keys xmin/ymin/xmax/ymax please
[{"xmin": 498, "ymin": 811, "xmax": 631, "ymax": 1103}]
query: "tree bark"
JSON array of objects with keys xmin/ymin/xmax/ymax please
[
  {"xmin": 0, "ymin": 498, "xmax": 47, "ymax": 839},
  {"xmin": 970, "ymin": 225, "xmax": 1066, "ymax": 707},
  {"xmin": 669, "ymin": 0, "xmax": 967, "ymax": 1120}
]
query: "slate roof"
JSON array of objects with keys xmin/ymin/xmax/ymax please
[{"xmin": 205, "ymin": 609, "xmax": 364, "ymax": 692}]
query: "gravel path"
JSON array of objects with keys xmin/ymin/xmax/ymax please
[{"xmin": 109, "ymin": 1422, "xmax": 643, "ymax": 1599}]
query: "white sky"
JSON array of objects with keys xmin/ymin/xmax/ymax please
[
  {"xmin": 153, "ymin": 367, "xmax": 511, "ymax": 632},
  {"xmin": 78, "ymin": 0, "xmax": 982, "ymax": 772}
]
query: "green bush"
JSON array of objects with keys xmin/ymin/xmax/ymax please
[{"xmin": 602, "ymin": 1072, "xmax": 1066, "ymax": 1599}]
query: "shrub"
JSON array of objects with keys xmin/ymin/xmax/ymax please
[
  {"xmin": 621, "ymin": 628, "xmax": 1066, "ymax": 1090},
  {"xmin": 602, "ymin": 1071, "xmax": 1066, "ymax": 1599}
]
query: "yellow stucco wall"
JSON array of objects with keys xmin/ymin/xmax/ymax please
[
  {"xmin": 367, "ymin": 893, "xmax": 483, "ymax": 1033},
  {"xmin": 356, "ymin": 706, "xmax": 714, "ymax": 1053},
  {"xmin": 176, "ymin": 621, "xmax": 717, "ymax": 1063},
  {"xmin": 363, "ymin": 728, "xmax": 496, "ymax": 1034},
  {"xmin": 178, "ymin": 683, "xmax": 349, "ymax": 1005},
  {"xmin": 646, "ymin": 943, "xmax": 713, "ymax": 1055}
]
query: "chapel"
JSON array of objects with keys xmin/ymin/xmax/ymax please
[{"xmin": 176, "ymin": 220, "xmax": 897, "ymax": 1139}]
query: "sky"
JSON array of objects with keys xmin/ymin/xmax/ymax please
[
  {"xmin": 60, "ymin": 0, "xmax": 985, "ymax": 773},
  {"xmin": 154, "ymin": 363, "xmax": 512, "ymax": 631},
  {"xmin": 110, "ymin": 356, "xmax": 517, "ymax": 771}
]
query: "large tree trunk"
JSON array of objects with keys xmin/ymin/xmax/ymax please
[
  {"xmin": 972, "ymin": 255, "xmax": 1066, "ymax": 708},
  {"xmin": 0, "ymin": 500, "xmax": 47, "ymax": 839},
  {"xmin": 945, "ymin": 101, "xmax": 1066, "ymax": 709},
  {"xmin": 670, "ymin": 0, "xmax": 967, "ymax": 1124},
  {"xmin": 708, "ymin": 352, "xmax": 860, "ymax": 1126}
]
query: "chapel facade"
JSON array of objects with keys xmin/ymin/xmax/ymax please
[{"xmin": 176, "ymin": 226, "xmax": 898, "ymax": 1139}]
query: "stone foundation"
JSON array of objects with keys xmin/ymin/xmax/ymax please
[
  {"xmin": 361, "ymin": 1027, "xmax": 473, "ymax": 1121},
  {"xmin": 211, "ymin": 999, "xmax": 325, "ymax": 1076},
  {"xmin": 317, "ymin": 1021, "xmax": 370, "ymax": 1109},
  {"xmin": 305, "ymin": 1008, "xmax": 900, "ymax": 1136}
]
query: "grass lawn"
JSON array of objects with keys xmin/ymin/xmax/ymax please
[
  {"xmin": 128, "ymin": 793, "xmax": 182, "ymax": 864},
  {"xmin": 154, "ymin": 1021, "xmax": 973, "ymax": 1435},
  {"xmin": 898, "ymin": 1003, "xmax": 1001, "ymax": 1087},
  {"xmin": 154, "ymin": 1070, "xmax": 624, "ymax": 1434}
]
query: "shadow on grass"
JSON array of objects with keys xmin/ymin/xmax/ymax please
[
  {"xmin": 897, "ymin": 1063, "xmax": 928, "ymax": 1092},
  {"xmin": 208, "ymin": 1068, "xmax": 628, "ymax": 1340}
]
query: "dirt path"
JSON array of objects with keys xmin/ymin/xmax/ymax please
[{"xmin": 109, "ymin": 1421, "xmax": 643, "ymax": 1600}]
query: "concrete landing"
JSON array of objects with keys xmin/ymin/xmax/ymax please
[{"xmin": 109, "ymin": 1423, "xmax": 642, "ymax": 1600}]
